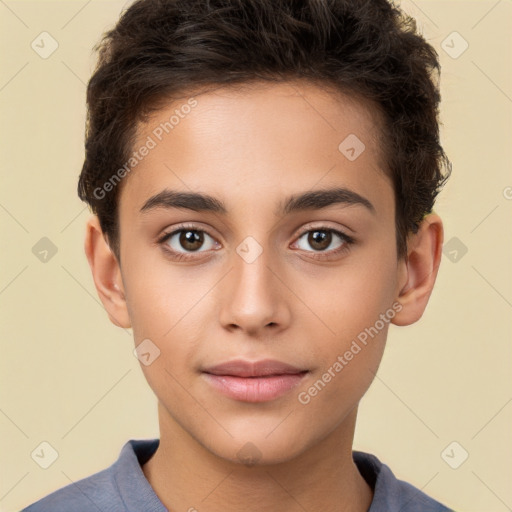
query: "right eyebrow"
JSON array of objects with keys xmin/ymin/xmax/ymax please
[{"xmin": 140, "ymin": 190, "xmax": 227, "ymax": 214}]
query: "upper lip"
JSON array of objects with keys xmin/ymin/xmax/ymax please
[{"xmin": 202, "ymin": 359, "xmax": 308, "ymax": 377}]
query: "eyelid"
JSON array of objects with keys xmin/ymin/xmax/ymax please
[
  {"xmin": 157, "ymin": 222, "xmax": 217, "ymax": 242},
  {"xmin": 159, "ymin": 223, "xmax": 218, "ymax": 243},
  {"xmin": 293, "ymin": 222, "xmax": 355, "ymax": 242},
  {"xmin": 157, "ymin": 222, "xmax": 353, "ymax": 243},
  {"xmin": 157, "ymin": 224, "xmax": 220, "ymax": 262},
  {"xmin": 157, "ymin": 222, "xmax": 355, "ymax": 261},
  {"xmin": 289, "ymin": 226, "xmax": 355, "ymax": 262}
]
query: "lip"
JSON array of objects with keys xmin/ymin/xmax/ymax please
[
  {"xmin": 203, "ymin": 359, "xmax": 307, "ymax": 377},
  {"xmin": 202, "ymin": 359, "xmax": 309, "ymax": 402}
]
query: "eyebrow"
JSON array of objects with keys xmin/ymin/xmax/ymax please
[{"xmin": 140, "ymin": 187, "xmax": 375, "ymax": 216}]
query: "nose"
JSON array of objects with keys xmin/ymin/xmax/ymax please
[{"xmin": 218, "ymin": 243, "xmax": 291, "ymax": 337}]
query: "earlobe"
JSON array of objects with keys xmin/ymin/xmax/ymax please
[
  {"xmin": 391, "ymin": 213, "xmax": 444, "ymax": 327},
  {"xmin": 84, "ymin": 215, "xmax": 131, "ymax": 328}
]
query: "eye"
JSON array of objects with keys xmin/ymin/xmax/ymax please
[
  {"xmin": 157, "ymin": 224, "xmax": 354, "ymax": 262},
  {"xmin": 158, "ymin": 225, "xmax": 219, "ymax": 260},
  {"xmin": 292, "ymin": 227, "xmax": 354, "ymax": 258}
]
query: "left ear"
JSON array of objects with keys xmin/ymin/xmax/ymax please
[
  {"xmin": 391, "ymin": 213, "xmax": 444, "ymax": 326},
  {"xmin": 84, "ymin": 215, "xmax": 131, "ymax": 329}
]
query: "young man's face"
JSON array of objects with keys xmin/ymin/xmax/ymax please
[{"xmin": 113, "ymin": 81, "xmax": 408, "ymax": 463}]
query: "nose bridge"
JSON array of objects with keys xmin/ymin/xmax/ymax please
[{"xmin": 219, "ymin": 236, "xmax": 289, "ymax": 334}]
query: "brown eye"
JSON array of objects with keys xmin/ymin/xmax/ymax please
[
  {"xmin": 292, "ymin": 226, "xmax": 355, "ymax": 259},
  {"xmin": 307, "ymin": 230, "xmax": 332, "ymax": 251},
  {"xmin": 179, "ymin": 230, "xmax": 204, "ymax": 251},
  {"xmin": 160, "ymin": 227, "xmax": 218, "ymax": 257}
]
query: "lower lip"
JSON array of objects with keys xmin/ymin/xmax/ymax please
[{"xmin": 202, "ymin": 372, "xmax": 308, "ymax": 402}]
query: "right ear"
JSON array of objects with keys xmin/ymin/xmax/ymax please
[{"xmin": 83, "ymin": 215, "xmax": 131, "ymax": 328}]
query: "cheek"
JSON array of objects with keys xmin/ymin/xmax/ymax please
[
  {"xmin": 122, "ymin": 246, "xmax": 211, "ymax": 339},
  {"xmin": 296, "ymin": 280, "xmax": 393, "ymax": 419},
  {"xmin": 122, "ymin": 252, "xmax": 218, "ymax": 383},
  {"xmin": 124, "ymin": 264, "xmax": 204, "ymax": 405},
  {"xmin": 310, "ymin": 257, "xmax": 397, "ymax": 345},
  {"xmin": 299, "ymin": 244, "xmax": 398, "ymax": 398}
]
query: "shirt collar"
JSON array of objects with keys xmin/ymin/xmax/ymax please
[{"xmin": 116, "ymin": 439, "xmax": 441, "ymax": 511}]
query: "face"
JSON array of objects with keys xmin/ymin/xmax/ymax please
[{"xmin": 116, "ymin": 81, "xmax": 404, "ymax": 464}]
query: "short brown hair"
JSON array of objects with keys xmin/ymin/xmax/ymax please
[{"xmin": 78, "ymin": 0, "xmax": 451, "ymax": 261}]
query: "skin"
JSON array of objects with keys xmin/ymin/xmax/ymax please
[{"xmin": 84, "ymin": 80, "xmax": 443, "ymax": 512}]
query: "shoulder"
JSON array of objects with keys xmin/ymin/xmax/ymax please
[
  {"xmin": 21, "ymin": 466, "xmax": 121, "ymax": 511},
  {"xmin": 353, "ymin": 451, "xmax": 455, "ymax": 512},
  {"xmin": 21, "ymin": 439, "xmax": 161, "ymax": 512}
]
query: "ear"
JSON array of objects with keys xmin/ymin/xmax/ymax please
[
  {"xmin": 84, "ymin": 215, "xmax": 131, "ymax": 328},
  {"xmin": 391, "ymin": 213, "xmax": 444, "ymax": 326}
]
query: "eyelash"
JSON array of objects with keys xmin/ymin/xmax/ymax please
[{"xmin": 157, "ymin": 223, "xmax": 355, "ymax": 262}]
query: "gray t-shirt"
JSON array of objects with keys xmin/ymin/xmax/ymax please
[{"xmin": 22, "ymin": 439, "xmax": 454, "ymax": 511}]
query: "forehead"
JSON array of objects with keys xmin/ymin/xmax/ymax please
[{"xmin": 119, "ymin": 80, "xmax": 392, "ymax": 217}]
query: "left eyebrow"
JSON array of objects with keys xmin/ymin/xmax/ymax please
[
  {"xmin": 139, "ymin": 187, "xmax": 375, "ymax": 216},
  {"xmin": 277, "ymin": 187, "xmax": 376, "ymax": 216}
]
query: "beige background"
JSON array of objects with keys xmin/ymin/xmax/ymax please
[{"xmin": 0, "ymin": 1, "xmax": 511, "ymax": 511}]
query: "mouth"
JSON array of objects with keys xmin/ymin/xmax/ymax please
[{"xmin": 201, "ymin": 359, "xmax": 309, "ymax": 402}]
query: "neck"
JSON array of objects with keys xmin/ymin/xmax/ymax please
[{"xmin": 142, "ymin": 404, "xmax": 373, "ymax": 512}]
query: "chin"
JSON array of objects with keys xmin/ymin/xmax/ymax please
[{"xmin": 196, "ymin": 424, "xmax": 310, "ymax": 467}]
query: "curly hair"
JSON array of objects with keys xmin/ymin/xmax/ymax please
[{"xmin": 78, "ymin": 0, "xmax": 451, "ymax": 261}]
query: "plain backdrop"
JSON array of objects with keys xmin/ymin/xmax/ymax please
[{"xmin": 0, "ymin": 1, "xmax": 511, "ymax": 511}]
